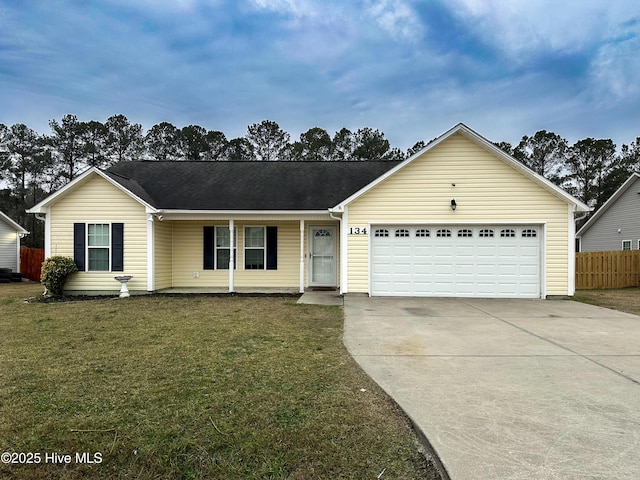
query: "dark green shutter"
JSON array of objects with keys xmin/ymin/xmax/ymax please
[
  {"xmin": 203, "ymin": 226, "xmax": 214, "ymax": 269},
  {"xmin": 266, "ymin": 226, "xmax": 277, "ymax": 270},
  {"xmin": 111, "ymin": 223, "xmax": 124, "ymax": 271},
  {"xmin": 73, "ymin": 223, "xmax": 86, "ymax": 271}
]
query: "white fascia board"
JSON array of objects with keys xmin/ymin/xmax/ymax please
[
  {"xmin": 332, "ymin": 123, "xmax": 590, "ymax": 213},
  {"xmin": 576, "ymin": 172, "xmax": 640, "ymax": 237},
  {"xmin": 26, "ymin": 167, "xmax": 157, "ymax": 214},
  {"xmin": 0, "ymin": 211, "xmax": 28, "ymax": 234},
  {"xmin": 156, "ymin": 210, "xmax": 330, "ymax": 219}
]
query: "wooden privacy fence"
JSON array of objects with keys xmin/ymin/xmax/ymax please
[
  {"xmin": 20, "ymin": 247, "xmax": 45, "ymax": 282},
  {"xmin": 575, "ymin": 250, "xmax": 640, "ymax": 289}
]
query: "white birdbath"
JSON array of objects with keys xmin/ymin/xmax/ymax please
[{"xmin": 114, "ymin": 275, "xmax": 133, "ymax": 298}]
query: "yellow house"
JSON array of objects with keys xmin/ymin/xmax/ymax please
[{"xmin": 28, "ymin": 124, "xmax": 590, "ymax": 298}]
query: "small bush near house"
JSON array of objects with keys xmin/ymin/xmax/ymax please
[{"xmin": 40, "ymin": 256, "xmax": 78, "ymax": 296}]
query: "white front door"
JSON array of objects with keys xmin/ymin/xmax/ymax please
[{"xmin": 309, "ymin": 226, "xmax": 337, "ymax": 287}]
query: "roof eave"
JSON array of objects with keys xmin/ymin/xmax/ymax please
[
  {"xmin": 26, "ymin": 167, "xmax": 157, "ymax": 214},
  {"xmin": 0, "ymin": 211, "xmax": 28, "ymax": 234},
  {"xmin": 157, "ymin": 209, "xmax": 331, "ymax": 215}
]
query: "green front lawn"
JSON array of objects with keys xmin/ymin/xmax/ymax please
[{"xmin": 0, "ymin": 283, "xmax": 437, "ymax": 479}]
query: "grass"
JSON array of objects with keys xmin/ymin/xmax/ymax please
[
  {"xmin": 573, "ymin": 287, "xmax": 640, "ymax": 316},
  {"xmin": 0, "ymin": 282, "xmax": 438, "ymax": 479}
]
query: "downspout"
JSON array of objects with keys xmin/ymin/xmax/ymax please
[
  {"xmin": 575, "ymin": 212, "xmax": 589, "ymax": 222},
  {"xmin": 35, "ymin": 212, "xmax": 51, "ymax": 258}
]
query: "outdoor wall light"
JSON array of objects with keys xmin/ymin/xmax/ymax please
[{"xmin": 450, "ymin": 199, "xmax": 457, "ymax": 211}]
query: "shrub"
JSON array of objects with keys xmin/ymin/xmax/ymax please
[{"xmin": 40, "ymin": 256, "xmax": 78, "ymax": 296}]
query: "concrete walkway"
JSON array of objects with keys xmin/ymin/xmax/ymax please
[
  {"xmin": 297, "ymin": 290, "xmax": 343, "ymax": 306},
  {"xmin": 343, "ymin": 296, "xmax": 640, "ymax": 480}
]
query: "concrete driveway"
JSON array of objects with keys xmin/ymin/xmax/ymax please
[{"xmin": 343, "ymin": 296, "xmax": 640, "ymax": 480}]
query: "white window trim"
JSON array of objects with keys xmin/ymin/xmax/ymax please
[
  {"xmin": 244, "ymin": 226, "xmax": 266, "ymax": 270},
  {"xmin": 86, "ymin": 222, "xmax": 111, "ymax": 272},
  {"xmin": 214, "ymin": 226, "xmax": 237, "ymax": 270},
  {"xmin": 622, "ymin": 240, "xmax": 632, "ymax": 251}
]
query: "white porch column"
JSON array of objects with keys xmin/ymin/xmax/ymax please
[
  {"xmin": 339, "ymin": 209, "xmax": 348, "ymax": 295},
  {"xmin": 146, "ymin": 213, "xmax": 155, "ymax": 292},
  {"xmin": 299, "ymin": 219, "xmax": 305, "ymax": 293},
  {"xmin": 228, "ymin": 219, "xmax": 235, "ymax": 292}
]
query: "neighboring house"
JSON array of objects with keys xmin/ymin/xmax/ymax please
[
  {"xmin": 0, "ymin": 210, "xmax": 28, "ymax": 272},
  {"xmin": 576, "ymin": 173, "xmax": 640, "ymax": 252},
  {"xmin": 27, "ymin": 123, "xmax": 590, "ymax": 298}
]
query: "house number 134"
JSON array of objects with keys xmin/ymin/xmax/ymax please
[{"xmin": 349, "ymin": 227, "xmax": 368, "ymax": 235}]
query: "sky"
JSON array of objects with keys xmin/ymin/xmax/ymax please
[{"xmin": 1, "ymin": 0, "xmax": 639, "ymax": 151}]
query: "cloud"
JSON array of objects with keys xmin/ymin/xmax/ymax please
[
  {"xmin": 365, "ymin": 0, "xmax": 425, "ymax": 42},
  {"xmin": 248, "ymin": 0, "xmax": 318, "ymax": 17},
  {"xmin": 446, "ymin": 0, "xmax": 639, "ymax": 58},
  {"xmin": 590, "ymin": 34, "xmax": 640, "ymax": 102},
  {"xmin": 1, "ymin": 0, "xmax": 639, "ymax": 152}
]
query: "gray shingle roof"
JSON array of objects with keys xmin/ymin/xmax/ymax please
[{"xmin": 105, "ymin": 160, "xmax": 401, "ymax": 210}]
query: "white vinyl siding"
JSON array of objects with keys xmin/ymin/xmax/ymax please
[{"xmin": 0, "ymin": 218, "xmax": 19, "ymax": 271}]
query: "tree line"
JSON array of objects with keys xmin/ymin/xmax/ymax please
[{"xmin": 1, "ymin": 114, "xmax": 639, "ymax": 247}]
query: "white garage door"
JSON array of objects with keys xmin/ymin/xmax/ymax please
[{"xmin": 371, "ymin": 225, "xmax": 541, "ymax": 298}]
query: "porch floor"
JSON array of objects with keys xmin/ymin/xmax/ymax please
[
  {"xmin": 155, "ymin": 287, "xmax": 300, "ymax": 295},
  {"xmin": 154, "ymin": 287, "xmax": 343, "ymax": 306}
]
